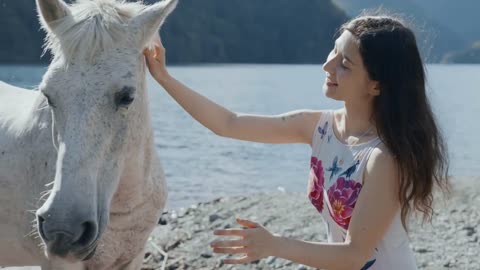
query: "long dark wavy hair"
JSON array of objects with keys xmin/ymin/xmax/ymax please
[{"xmin": 340, "ymin": 14, "xmax": 450, "ymax": 230}]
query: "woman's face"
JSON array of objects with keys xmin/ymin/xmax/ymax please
[{"xmin": 322, "ymin": 31, "xmax": 379, "ymax": 103}]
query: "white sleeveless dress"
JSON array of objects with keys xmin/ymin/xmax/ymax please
[{"xmin": 308, "ymin": 110, "xmax": 418, "ymax": 270}]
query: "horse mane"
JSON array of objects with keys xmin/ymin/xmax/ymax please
[{"xmin": 42, "ymin": 0, "xmax": 146, "ymax": 63}]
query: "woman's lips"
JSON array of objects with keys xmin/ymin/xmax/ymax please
[{"xmin": 326, "ymin": 81, "xmax": 338, "ymax": 87}]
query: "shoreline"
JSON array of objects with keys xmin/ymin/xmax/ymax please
[{"xmin": 163, "ymin": 175, "xmax": 478, "ymax": 212}]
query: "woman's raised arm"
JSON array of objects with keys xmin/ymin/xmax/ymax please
[{"xmin": 144, "ymin": 40, "xmax": 320, "ymax": 145}]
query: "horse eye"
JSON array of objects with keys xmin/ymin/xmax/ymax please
[
  {"xmin": 119, "ymin": 94, "xmax": 134, "ymax": 106},
  {"xmin": 115, "ymin": 86, "xmax": 135, "ymax": 108},
  {"xmin": 42, "ymin": 92, "xmax": 55, "ymax": 108}
]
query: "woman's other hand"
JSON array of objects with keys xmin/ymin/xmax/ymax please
[{"xmin": 210, "ymin": 218, "xmax": 277, "ymax": 264}]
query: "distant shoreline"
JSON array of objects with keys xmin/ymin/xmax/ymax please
[{"xmin": 161, "ymin": 175, "xmax": 476, "ymax": 211}]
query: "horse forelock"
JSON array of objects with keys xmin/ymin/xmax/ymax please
[{"xmin": 43, "ymin": 0, "xmax": 147, "ymax": 63}]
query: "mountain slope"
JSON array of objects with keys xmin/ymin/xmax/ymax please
[
  {"xmin": 332, "ymin": 0, "xmax": 468, "ymax": 62},
  {"xmin": 0, "ymin": 0, "xmax": 348, "ymax": 64},
  {"xmin": 412, "ymin": 0, "xmax": 480, "ymax": 44}
]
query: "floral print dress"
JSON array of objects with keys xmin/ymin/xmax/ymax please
[{"xmin": 308, "ymin": 110, "xmax": 418, "ymax": 270}]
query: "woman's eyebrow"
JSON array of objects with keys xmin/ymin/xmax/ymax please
[{"xmin": 335, "ymin": 40, "xmax": 355, "ymax": 65}]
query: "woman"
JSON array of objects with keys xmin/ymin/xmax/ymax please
[{"xmin": 144, "ymin": 14, "xmax": 449, "ymax": 270}]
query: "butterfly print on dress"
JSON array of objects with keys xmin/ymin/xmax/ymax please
[
  {"xmin": 338, "ymin": 160, "xmax": 360, "ymax": 179},
  {"xmin": 326, "ymin": 156, "xmax": 342, "ymax": 181},
  {"xmin": 318, "ymin": 121, "xmax": 328, "ymax": 139}
]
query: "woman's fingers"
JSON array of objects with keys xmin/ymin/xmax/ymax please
[
  {"xmin": 210, "ymin": 239, "xmax": 247, "ymax": 248},
  {"xmin": 213, "ymin": 247, "xmax": 248, "ymax": 254},
  {"xmin": 144, "ymin": 33, "xmax": 165, "ymax": 59},
  {"xmin": 214, "ymin": 229, "xmax": 248, "ymax": 237},
  {"xmin": 143, "ymin": 47, "xmax": 153, "ymax": 56},
  {"xmin": 143, "ymin": 46, "xmax": 164, "ymax": 65},
  {"xmin": 210, "ymin": 220, "xmax": 272, "ymax": 265},
  {"xmin": 223, "ymin": 256, "xmax": 256, "ymax": 264},
  {"xmin": 155, "ymin": 45, "xmax": 164, "ymax": 59},
  {"xmin": 236, "ymin": 218, "xmax": 259, "ymax": 228}
]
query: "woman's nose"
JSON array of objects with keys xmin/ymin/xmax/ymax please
[
  {"xmin": 322, "ymin": 61, "xmax": 329, "ymax": 72},
  {"xmin": 323, "ymin": 57, "xmax": 333, "ymax": 73}
]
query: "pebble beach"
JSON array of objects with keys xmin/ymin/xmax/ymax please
[{"xmin": 142, "ymin": 177, "xmax": 479, "ymax": 270}]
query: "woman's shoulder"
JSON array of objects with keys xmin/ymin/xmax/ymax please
[
  {"xmin": 293, "ymin": 109, "xmax": 327, "ymax": 128},
  {"xmin": 303, "ymin": 109, "xmax": 333, "ymax": 147},
  {"xmin": 368, "ymin": 144, "xmax": 394, "ymax": 167},
  {"xmin": 364, "ymin": 144, "xmax": 398, "ymax": 186},
  {"xmin": 370, "ymin": 144, "xmax": 392, "ymax": 160},
  {"xmin": 301, "ymin": 109, "xmax": 334, "ymax": 125}
]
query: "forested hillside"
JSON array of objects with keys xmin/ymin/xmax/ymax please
[{"xmin": 0, "ymin": 0, "xmax": 348, "ymax": 64}]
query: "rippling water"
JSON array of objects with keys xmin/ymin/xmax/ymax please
[{"xmin": 1, "ymin": 64, "xmax": 479, "ymax": 209}]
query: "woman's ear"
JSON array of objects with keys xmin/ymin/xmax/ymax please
[{"xmin": 369, "ymin": 81, "xmax": 381, "ymax": 96}]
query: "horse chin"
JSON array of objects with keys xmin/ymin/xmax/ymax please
[
  {"xmin": 81, "ymin": 245, "xmax": 98, "ymax": 261},
  {"xmin": 44, "ymin": 252, "xmax": 81, "ymax": 264},
  {"xmin": 43, "ymin": 244, "xmax": 98, "ymax": 263}
]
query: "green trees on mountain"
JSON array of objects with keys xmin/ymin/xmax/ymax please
[
  {"xmin": 1, "ymin": 0, "xmax": 348, "ymax": 64},
  {"xmin": 331, "ymin": 0, "xmax": 471, "ymax": 62},
  {"xmin": 4, "ymin": 0, "xmax": 477, "ymax": 63}
]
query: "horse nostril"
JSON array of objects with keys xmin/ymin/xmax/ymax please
[
  {"xmin": 49, "ymin": 232, "xmax": 74, "ymax": 257},
  {"xmin": 74, "ymin": 220, "xmax": 98, "ymax": 247},
  {"xmin": 38, "ymin": 215, "xmax": 45, "ymax": 224},
  {"xmin": 37, "ymin": 215, "xmax": 48, "ymax": 240}
]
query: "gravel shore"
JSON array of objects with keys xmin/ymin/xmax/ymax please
[
  {"xmin": 3, "ymin": 179, "xmax": 478, "ymax": 270},
  {"xmin": 143, "ymin": 178, "xmax": 479, "ymax": 270}
]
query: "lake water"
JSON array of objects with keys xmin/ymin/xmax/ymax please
[{"xmin": 1, "ymin": 64, "xmax": 479, "ymax": 209}]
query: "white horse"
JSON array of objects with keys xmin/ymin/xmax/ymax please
[{"xmin": 0, "ymin": 0, "xmax": 177, "ymax": 269}]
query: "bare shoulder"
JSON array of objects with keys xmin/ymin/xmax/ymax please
[
  {"xmin": 364, "ymin": 144, "xmax": 399, "ymax": 192},
  {"xmin": 300, "ymin": 109, "xmax": 323, "ymax": 123},
  {"xmin": 286, "ymin": 109, "xmax": 324, "ymax": 145},
  {"xmin": 369, "ymin": 144, "xmax": 393, "ymax": 162},
  {"xmin": 277, "ymin": 109, "xmax": 322, "ymax": 125},
  {"xmin": 279, "ymin": 109, "xmax": 322, "ymax": 120}
]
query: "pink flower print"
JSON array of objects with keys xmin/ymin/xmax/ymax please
[
  {"xmin": 308, "ymin": 156, "xmax": 325, "ymax": 213},
  {"xmin": 327, "ymin": 177, "xmax": 362, "ymax": 229}
]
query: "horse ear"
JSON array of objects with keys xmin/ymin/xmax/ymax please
[
  {"xmin": 36, "ymin": 0, "xmax": 70, "ymax": 30},
  {"xmin": 129, "ymin": 0, "xmax": 178, "ymax": 48}
]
